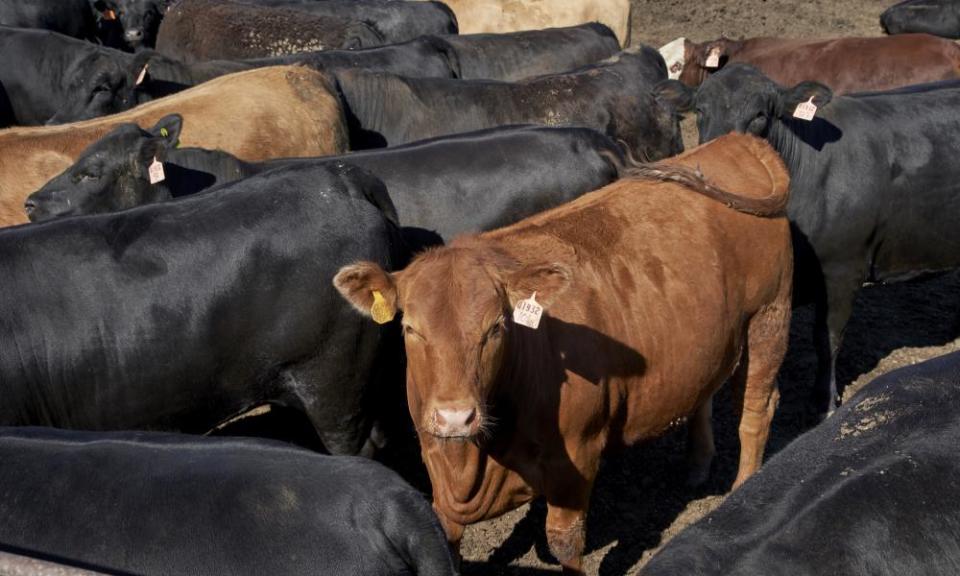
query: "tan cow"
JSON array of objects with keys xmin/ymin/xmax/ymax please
[
  {"xmin": 334, "ymin": 133, "xmax": 793, "ymax": 573},
  {"xmin": 0, "ymin": 65, "xmax": 347, "ymax": 227},
  {"xmin": 425, "ymin": 0, "xmax": 633, "ymax": 48}
]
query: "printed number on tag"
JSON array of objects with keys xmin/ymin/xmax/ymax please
[
  {"xmin": 513, "ymin": 293, "xmax": 544, "ymax": 330},
  {"xmin": 793, "ymin": 96, "xmax": 817, "ymax": 121},
  {"xmin": 148, "ymin": 158, "xmax": 165, "ymax": 184},
  {"xmin": 705, "ymin": 47, "xmax": 721, "ymax": 68}
]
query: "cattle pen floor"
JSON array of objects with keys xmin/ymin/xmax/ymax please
[{"xmin": 454, "ymin": 0, "xmax": 960, "ymax": 573}]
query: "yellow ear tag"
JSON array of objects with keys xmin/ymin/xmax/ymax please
[
  {"xmin": 160, "ymin": 128, "xmax": 169, "ymax": 137},
  {"xmin": 370, "ymin": 290, "xmax": 394, "ymax": 324}
]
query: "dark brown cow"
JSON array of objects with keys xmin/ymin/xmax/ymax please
[
  {"xmin": 659, "ymin": 34, "xmax": 960, "ymax": 93},
  {"xmin": 334, "ymin": 133, "xmax": 793, "ymax": 574}
]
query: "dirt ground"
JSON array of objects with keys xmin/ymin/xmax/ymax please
[{"xmin": 453, "ymin": 0, "xmax": 960, "ymax": 574}]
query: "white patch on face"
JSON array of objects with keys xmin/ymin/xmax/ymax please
[{"xmin": 659, "ymin": 37, "xmax": 687, "ymax": 80}]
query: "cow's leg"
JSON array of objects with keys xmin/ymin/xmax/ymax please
[
  {"xmin": 685, "ymin": 393, "xmax": 715, "ymax": 487},
  {"xmin": 545, "ymin": 504, "xmax": 588, "ymax": 575},
  {"xmin": 731, "ymin": 298, "xmax": 790, "ymax": 489},
  {"xmin": 812, "ymin": 274, "xmax": 860, "ymax": 419}
]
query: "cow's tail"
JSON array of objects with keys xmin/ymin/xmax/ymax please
[{"xmin": 620, "ymin": 147, "xmax": 788, "ymax": 218}]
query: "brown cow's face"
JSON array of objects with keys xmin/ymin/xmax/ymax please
[{"xmin": 334, "ymin": 247, "xmax": 571, "ymax": 441}]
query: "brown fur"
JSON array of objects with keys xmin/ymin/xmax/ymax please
[
  {"xmin": 0, "ymin": 65, "xmax": 347, "ymax": 228},
  {"xmin": 157, "ymin": 0, "xmax": 384, "ymax": 63},
  {"xmin": 334, "ymin": 133, "xmax": 793, "ymax": 573},
  {"xmin": 428, "ymin": 0, "xmax": 632, "ymax": 48},
  {"xmin": 679, "ymin": 34, "xmax": 960, "ymax": 93}
]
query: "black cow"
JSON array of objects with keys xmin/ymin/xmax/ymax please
[
  {"xmin": 642, "ymin": 350, "xmax": 960, "ymax": 576},
  {"xmin": 438, "ymin": 23, "xmax": 620, "ymax": 81},
  {"xmin": 333, "ymin": 46, "xmax": 687, "ymax": 159},
  {"xmin": 690, "ymin": 64, "xmax": 960, "ymax": 416},
  {"xmin": 882, "ymin": 0, "xmax": 960, "ymax": 38},
  {"xmin": 0, "ymin": 0, "xmax": 99, "ymax": 41},
  {"xmin": 99, "ymin": 0, "xmax": 170, "ymax": 50},
  {"xmin": 241, "ymin": 0, "xmax": 458, "ymax": 43},
  {"xmin": 1, "ymin": 156, "xmax": 405, "ymax": 457},
  {"xmin": 0, "ymin": 26, "xmax": 151, "ymax": 126},
  {"xmin": 27, "ymin": 116, "xmax": 621, "ymax": 246},
  {"xmin": 0, "ymin": 427, "xmax": 456, "ymax": 576}
]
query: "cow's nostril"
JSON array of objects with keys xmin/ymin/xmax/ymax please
[{"xmin": 24, "ymin": 199, "xmax": 36, "ymax": 215}]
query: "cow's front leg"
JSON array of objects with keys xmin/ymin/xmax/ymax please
[
  {"xmin": 545, "ymin": 504, "xmax": 587, "ymax": 575},
  {"xmin": 434, "ymin": 506, "xmax": 464, "ymax": 569}
]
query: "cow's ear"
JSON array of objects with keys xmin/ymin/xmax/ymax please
[
  {"xmin": 128, "ymin": 49, "xmax": 157, "ymax": 88},
  {"xmin": 653, "ymin": 79, "xmax": 694, "ymax": 114},
  {"xmin": 148, "ymin": 114, "xmax": 182, "ymax": 148},
  {"xmin": 334, "ymin": 261, "xmax": 399, "ymax": 324},
  {"xmin": 505, "ymin": 262, "xmax": 572, "ymax": 310},
  {"xmin": 778, "ymin": 81, "xmax": 833, "ymax": 118}
]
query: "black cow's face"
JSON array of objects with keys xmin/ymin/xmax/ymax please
[
  {"xmin": 26, "ymin": 115, "xmax": 182, "ymax": 223},
  {"xmin": 694, "ymin": 64, "xmax": 832, "ymax": 144},
  {"xmin": 94, "ymin": 0, "xmax": 166, "ymax": 49},
  {"xmin": 46, "ymin": 51, "xmax": 152, "ymax": 125}
]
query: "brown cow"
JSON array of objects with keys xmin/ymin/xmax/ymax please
[
  {"xmin": 660, "ymin": 34, "xmax": 960, "ymax": 93},
  {"xmin": 423, "ymin": 0, "xmax": 633, "ymax": 48},
  {"xmin": 0, "ymin": 65, "xmax": 347, "ymax": 228},
  {"xmin": 333, "ymin": 133, "xmax": 793, "ymax": 574}
]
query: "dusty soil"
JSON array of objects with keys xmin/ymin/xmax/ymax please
[{"xmin": 453, "ymin": 1, "xmax": 960, "ymax": 574}]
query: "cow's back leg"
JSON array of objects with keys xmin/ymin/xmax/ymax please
[
  {"xmin": 730, "ymin": 296, "xmax": 790, "ymax": 489},
  {"xmin": 685, "ymin": 393, "xmax": 715, "ymax": 487},
  {"xmin": 811, "ymin": 271, "xmax": 861, "ymax": 419}
]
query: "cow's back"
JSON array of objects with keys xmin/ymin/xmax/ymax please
[
  {"xmin": 736, "ymin": 34, "xmax": 960, "ymax": 93},
  {"xmin": 641, "ymin": 351, "xmax": 960, "ymax": 576},
  {"xmin": 0, "ymin": 65, "xmax": 347, "ymax": 228},
  {"xmin": 0, "ymin": 428, "xmax": 456, "ymax": 576},
  {"xmin": 482, "ymin": 134, "xmax": 791, "ymax": 442}
]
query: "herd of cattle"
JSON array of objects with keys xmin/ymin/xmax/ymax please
[{"xmin": 1, "ymin": 0, "xmax": 960, "ymax": 574}]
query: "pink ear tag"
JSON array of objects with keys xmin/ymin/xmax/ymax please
[
  {"xmin": 148, "ymin": 157, "xmax": 165, "ymax": 184},
  {"xmin": 793, "ymin": 96, "xmax": 817, "ymax": 121},
  {"xmin": 512, "ymin": 292, "xmax": 544, "ymax": 330},
  {"xmin": 705, "ymin": 47, "xmax": 721, "ymax": 68},
  {"xmin": 135, "ymin": 64, "xmax": 148, "ymax": 86}
]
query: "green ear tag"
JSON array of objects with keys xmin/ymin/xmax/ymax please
[
  {"xmin": 160, "ymin": 128, "xmax": 169, "ymax": 137},
  {"xmin": 370, "ymin": 290, "xmax": 394, "ymax": 324}
]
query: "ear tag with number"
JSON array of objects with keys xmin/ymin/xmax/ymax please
[
  {"xmin": 513, "ymin": 292, "xmax": 544, "ymax": 330},
  {"xmin": 793, "ymin": 96, "xmax": 817, "ymax": 121},
  {"xmin": 148, "ymin": 157, "xmax": 165, "ymax": 184},
  {"xmin": 135, "ymin": 64, "xmax": 148, "ymax": 86},
  {"xmin": 370, "ymin": 290, "xmax": 394, "ymax": 324},
  {"xmin": 705, "ymin": 47, "xmax": 721, "ymax": 68}
]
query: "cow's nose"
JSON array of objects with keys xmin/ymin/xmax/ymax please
[
  {"xmin": 23, "ymin": 199, "xmax": 36, "ymax": 216},
  {"xmin": 125, "ymin": 28, "xmax": 144, "ymax": 41},
  {"xmin": 433, "ymin": 407, "xmax": 477, "ymax": 437}
]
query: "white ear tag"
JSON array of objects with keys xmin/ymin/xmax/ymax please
[
  {"xmin": 705, "ymin": 47, "xmax": 721, "ymax": 69},
  {"xmin": 512, "ymin": 292, "xmax": 544, "ymax": 330},
  {"xmin": 148, "ymin": 157, "xmax": 165, "ymax": 184},
  {"xmin": 793, "ymin": 96, "xmax": 817, "ymax": 121},
  {"xmin": 135, "ymin": 64, "xmax": 148, "ymax": 86}
]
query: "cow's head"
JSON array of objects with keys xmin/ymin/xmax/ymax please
[
  {"xmin": 334, "ymin": 246, "xmax": 571, "ymax": 440},
  {"xmin": 659, "ymin": 38, "xmax": 741, "ymax": 87},
  {"xmin": 26, "ymin": 114, "xmax": 182, "ymax": 222},
  {"xmin": 46, "ymin": 50, "xmax": 153, "ymax": 124},
  {"xmin": 694, "ymin": 64, "xmax": 832, "ymax": 143},
  {"xmin": 94, "ymin": 0, "xmax": 168, "ymax": 50}
]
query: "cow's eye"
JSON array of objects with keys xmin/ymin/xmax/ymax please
[
  {"xmin": 485, "ymin": 318, "xmax": 505, "ymax": 341},
  {"xmin": 403, "ymin": 324, "xmax": 423, "ymax": 340}
]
